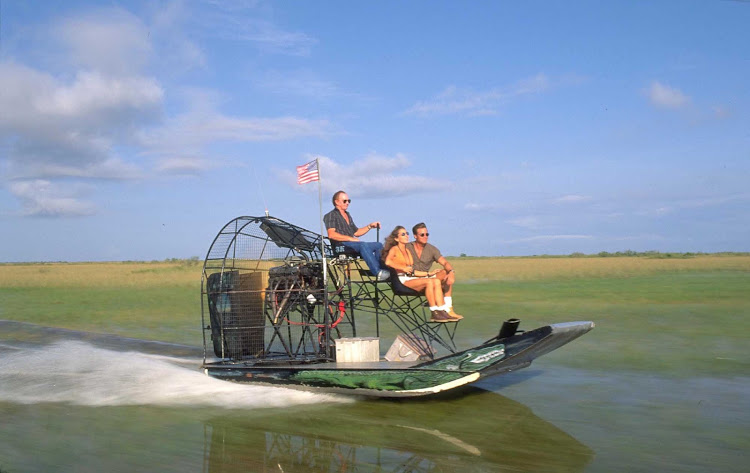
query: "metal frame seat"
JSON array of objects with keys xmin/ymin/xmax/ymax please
[
  {"xmin": 325, "ymin": 255, "xmax": 459, "ymax": 357},
  {"xmin": 376, "ymin": 269, "xmax": 458, "ymax": 355}
]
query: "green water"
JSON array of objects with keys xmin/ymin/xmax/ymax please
[{"xmin": 1, "ymin": 321, "xmax": 747, "ymax": 472}]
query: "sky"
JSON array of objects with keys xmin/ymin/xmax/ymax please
[{"xmin": 1, "ymin": 0, "xmax": 748, "ymax": 262}]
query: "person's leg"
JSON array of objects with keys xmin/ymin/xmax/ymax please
[
  {"xmin": 443, "ymin": 281, "xmax": 453, "ymax": 297},
  {"xmin": 435, "ymin": 270, "xmax": 461, "ymax": 319},
  {"xmin": 419, "ymin": 279, "xmax": 441, "ymax": 307},
  {"xmin": 404, "ymin": 278, "xmax": 452, "ymax": 322},
  {"xmin": 427, "ymin": 279, "xmax": 451, "ymax": 322},
  {"xmin": 435, "ymin": 270, "xmax": 452, "ymax": 296},
  {"xmin": 430, "ymin": 279, "xmax": 445, "ymax": 307},
  {"xmin": 340, "ymin": 241, "xmax": 361, "ymax": 255},
  {"xmin": 360, "ymin": 241, "xmax": 383, "ymax": 274},
  {"xmin": 341, "ymin": 241, "xmax": 384, "ymax": 276},
  {"xmin": 404, "ymin": 278, "xmax": 435, "ymax": 305}
]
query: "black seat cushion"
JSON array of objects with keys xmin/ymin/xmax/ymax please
[
  {"xmin": 331, "ymin": 242, "xmax": 360, "ymax": 258},
  {"xmin": 389, "ymin": 268, "xmax": 421, "ymax": 296}
]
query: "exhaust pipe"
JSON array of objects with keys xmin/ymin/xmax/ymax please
[{"xmin": 498, "ymin": 318, "xmax": 520, "ymax": 339}]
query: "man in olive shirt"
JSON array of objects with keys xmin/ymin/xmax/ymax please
[{"xmin": 406, "ymin": 222, "xmax": 463, "ymax": 319}]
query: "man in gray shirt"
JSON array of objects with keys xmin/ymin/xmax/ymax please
[
  {"xmin": 406, "ymin": 222, "xmax": 463, "ymax": 319},
  {"xmin": 323, "ymin": 190, "xmax": 387, "ymax": 279}
]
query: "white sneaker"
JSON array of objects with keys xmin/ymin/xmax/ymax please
[{"xmin": 377, "ymin": 269, "xmax": 390, "ymax": 281}]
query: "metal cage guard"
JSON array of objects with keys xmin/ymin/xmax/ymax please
[{"xmin": 201, "ymin": 215, "xmax": 460, "ymax": 366}]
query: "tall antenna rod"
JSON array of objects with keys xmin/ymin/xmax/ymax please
[{"xmin": 251, "ymin": 165, "xmax": 269, "ymax": 216}]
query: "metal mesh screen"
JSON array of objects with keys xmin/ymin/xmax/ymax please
[{"xmin": 201, "ymin": 216, "xmax": 334, "ymax": 363}]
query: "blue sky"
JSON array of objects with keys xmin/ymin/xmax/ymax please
[{"xmin": 1, "ymin": 0, "xmax": 748, "ymax": 261}]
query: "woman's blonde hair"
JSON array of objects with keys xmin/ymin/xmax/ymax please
[{"xmin": 381, "ymin": 225, "xmax": 406, "ymax": 262}]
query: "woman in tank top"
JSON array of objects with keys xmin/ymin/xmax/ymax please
[{"xmin": 381, "ymin": 226, "xmax": 456, "ymax": 323}]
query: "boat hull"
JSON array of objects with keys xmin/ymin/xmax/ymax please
[{"xmin": 203, "ymin": 321, "xmax": 594, "ymax": 397}]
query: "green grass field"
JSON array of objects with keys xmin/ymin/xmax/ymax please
[{"xmin": 1, "ymin": 256, "xmax": 748, "ymax": 377}]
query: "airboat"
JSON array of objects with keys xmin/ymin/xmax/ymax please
[{"xmin": 200, "ymin": 215, "xmax": 594, "ymax": 398}]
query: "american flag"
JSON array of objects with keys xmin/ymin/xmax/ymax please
[{"xmin": 296, "ymin": 159, "xmax": 319, "ymax": 184}]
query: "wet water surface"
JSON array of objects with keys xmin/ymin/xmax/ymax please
[{"xmin": 0, "ymin": 321, "xmax": 747, "ymax": 472}]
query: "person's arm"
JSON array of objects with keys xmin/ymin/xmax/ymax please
[
  {"xmin": 437, "ymin": 256, "xmax": 453, "ymax": 273},
  {"xmin": 436, "ymin": 255, "xmax": 456, "ymax": 281},
  {"xmin": 327, "ymin": 227, "xmax": 359, "ymax": 242},
  {"xmin": 353, "ymin": 221, "xmax": 381, "ymax": 237}
]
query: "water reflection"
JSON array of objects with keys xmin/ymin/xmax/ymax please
[
  {"xmin": 202, "ymin": 388, "xmax": 593, "ymax": 472},
  {"xmin": 0, "ymin": 389, "xmax": 592, "ymax": 473}
]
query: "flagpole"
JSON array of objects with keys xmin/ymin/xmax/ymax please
[
  {"xmin": 316, "ymin": 158, "xmax": 331, "ymax": 358},
  {"xmin": 317, "ymin": 158, "xmax": 327, "ymax": 288}
]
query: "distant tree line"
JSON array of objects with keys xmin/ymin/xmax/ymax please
[
  {"xmin": 4, "ymin": 252, "xmax": 750, "ymax": 265},
  {"xmin": 571, "ymin": 250, "xmax": 750, "ymax": 259},
  {"xmin": 451, "ymin": 251, "xmax": 750, "ymax": 259}
]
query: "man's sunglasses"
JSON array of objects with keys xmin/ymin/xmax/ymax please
[
  {"xmin": 418, "ymin": 232, "xmax": 429, "ymax": 237},
  {"xmin": 340, "ymin": 199, "xmax": 351, "ymax": 203}
]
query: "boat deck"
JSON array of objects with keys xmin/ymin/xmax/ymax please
[{"xmin": 204, "ymin": 359, "xmax": 424, "ymax": 370}]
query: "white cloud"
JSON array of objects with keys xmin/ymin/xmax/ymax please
[
  {"xmin": 254, "ymin": 69, "xmax": 367, "ymax": 101},
  {"xmin": 648, "ymin": 81, "xmax": 690, "ymax": 109},
  {"xmin": 229, "ymin": 19, "xmax": 317, "ymax": 56},
  {"xmin": 1, "ymin": 5, "xmax": 334, "ymax": 218},
  {"xmin": 15, "ymin": 158, "xmax": 143, "ymax": 181},
  {"xmin": 462, "ymin": 201, "xmax": 516, "ymax": 212},
  {"xmin": 256, "ymin": 70, "xmax": 338, "ymax": 98},
  {"xmin": 0, "ymin": 63, "xmax": 163, "ymax": 178},
  {"xmin": 0, "ymin": 9, "xmax": 166, "ymax": 218},
  {"xmin": 287, "ymin": 154, "xmax": 450, "ymax": 197},
  {"xmin": 553, "ymin": 194, "xmax": 591, "ymax": 204},
  {"xmin": 156, "ymin": 157, "xmax": 212, "ymax": 175},
  {"xmin": 507, "ymin": 216, "xmax": 542, "ymax": 229},
  {"xmin": 636, "ymin": 206, "xmax": 673, "ymax": 217},
  {"xmin": 39, "ymin": 71, "xmax": 163, "ymax": 120},
  {"xmin": 8, "ymin": 180, "xmax": 96, "ymax": 217},
  {"xmin": 140, "ymin": 109, "xmax": 336, "ymax": 158},
  {"xmin": 56, "ymin": 8, "xmax": 153, "ymax": 75},
  {"xmin": 136, "ymin": 86, "xmax": 338, "ymax": 159},
  {"xmin": 189, "ymin": 1, "xmax": 317, "ymax": 56},
  {"xmin": 404, "ymin": 74, "xmax": 551, "ymax": 117},
  {"xmin": 148, "ymin": 1, "xmax": 207, "ymax": 72},
  {"xmin": 0, "ymin": 62, "xmax": 160, "ymax": 179}
]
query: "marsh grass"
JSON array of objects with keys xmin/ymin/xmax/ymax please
[
  {"xmin": 0, "ymin": 262, "xmax": 202, "ymax": 345},
  {"xmin": 449, "ymin": 255, "xmax": 750, "ymax": 281},
  {"xmin": 1, "ymin": 256, "xmax": 748, "ymax": 376},
  {"xmin": 454, "ymin": 271, "xmax": 749, "ymax": 377},
  {"xmin": 0, "ymin": 261, "xmax": 201, "ymax": 288}
]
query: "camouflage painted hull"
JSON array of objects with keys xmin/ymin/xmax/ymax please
[{"xmin": 203, "ymin": 321, "xmax": 594, "ymax": 398}]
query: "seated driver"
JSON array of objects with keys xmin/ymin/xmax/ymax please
[{"xmin": 324, "ymin": 190, "xmax": 388, "ymax": 280}]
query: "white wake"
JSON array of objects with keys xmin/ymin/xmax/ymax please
[{"xmin": 0, "ymin": 341, "xmax": 349, "ymax": 408}]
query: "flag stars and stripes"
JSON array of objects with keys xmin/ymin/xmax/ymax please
[{"xmin": 296, "ymin": 160, "xmax": 320, "ymax": 184}]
